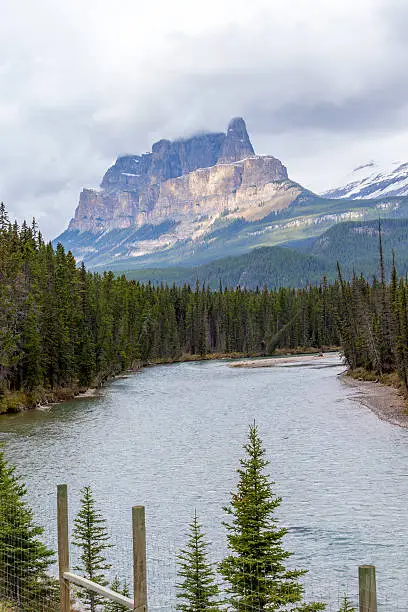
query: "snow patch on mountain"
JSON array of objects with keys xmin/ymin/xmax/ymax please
[{"xmin": 323, "ymin": 161, "xmax": 408, "ymax": 200}]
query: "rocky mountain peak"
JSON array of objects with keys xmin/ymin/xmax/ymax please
[
  {"xmin": 218, "ymin": 117, "xmax": 255, "ymax": 164},
  {"xmin": 151, "ymin": 138, "xmax": 172, "ymax": 154},
  {"xmin": 65, "ymin": 118, "xmax": 292, "ymax": 248}
]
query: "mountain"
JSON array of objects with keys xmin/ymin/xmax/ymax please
[
  {"xmin": 66, "ymin": 117, "xmax": 291, "ymax": 236},
  {"xmin": 55, "ymin": 120, "xmax": 408, "ymax": 269},
  {"xmin": 57, "ymin": 188, "xmax": 408, "ymax": 271},
  {"xmin": 55, "ymin": 118, "xmax": 311, "ymax": 266},
  {"xmin": 119, "ymin": 218, "xmax": 408, "ymax": 289},
  {"xmin": 323, "ymin": 161, "xmax": 408, "ymax": 199}
]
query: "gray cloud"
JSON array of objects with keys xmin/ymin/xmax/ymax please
[
  {"xmin": 1, "ymin": 0, "xmax": 408, "ymax": 238},
  {"xmin": 251, "ymin": 91, "xmax": 408, "ymax": 134}
]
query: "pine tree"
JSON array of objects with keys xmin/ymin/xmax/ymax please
[
  {"xmin": 104, "ymin": 575, "xmax": 130, "ymax": 611},
  {"xmin": 0, "ymin": 201, "xmax": 9, "ymax": 230},
  {"xmin": 21, "ymin": 294, "xmax": 43, "ymax": 391},
  {"xmin": 72, "ymin": 486, "xmax": 113, "ymax": 611},
  {"xmin": 176, "ymin": 510, "xmax": 220, "ymax": 612},
  {"xmin": 219, "ymin": 424, "xmax": 325, "ymax": 612},
  {"xmin": 337, "ymin": 595, "xmax": 356, "ymax": 612},
  {"xmin": 0, "ymin": 444, "xmax": 56, "ymax": 609}
]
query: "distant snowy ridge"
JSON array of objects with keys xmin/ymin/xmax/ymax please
[{"xmin": 323, "ymin": 161, "xmax": 408, "ymax": 200}]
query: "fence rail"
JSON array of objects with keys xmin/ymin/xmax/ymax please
[
  {"xmin": 57, "ymin": 484, "xmax": 147, "ymax": 612},
  {"xmin": 55, "ymin": 484, "xmax": 380, "ymax": 612},
  {"xmin": 63, "ymin": 571, "xmax": 134, "ymax": 609}
]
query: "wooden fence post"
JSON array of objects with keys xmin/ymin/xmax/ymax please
[
  {"xmin": 359, "ymin": 565, "xmax": 377, "ymax": 612},
  {"xmin": 57, "ymin": 484, "xmax": 71, "ymax": 612},
  {"xmin": 132, "ymin": 506, "xmax": 148, "ymax": 612}
]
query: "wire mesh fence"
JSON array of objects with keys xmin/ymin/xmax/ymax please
[
  {"xmin": 0, "ymin": 489, "xmax": 59, "ymax": 612},
  {"xmin": 1, "ymin": 484, "xmax": 407, "ymax": 611}
]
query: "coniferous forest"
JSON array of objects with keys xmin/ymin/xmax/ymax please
[
  {"xmin": 0, "ymin": 204, "xmax": 341, "ymax": 412},
  {"xmin": 1, "ymin": 202, "xmax": 408, "ymax": 413}
]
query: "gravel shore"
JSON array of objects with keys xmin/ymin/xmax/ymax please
[
  {"xmin": 341, "ymin": 374, "xmax": 408, "ymax": 428},
  {"xmin": 229, "ymin": 354, "xmax": 328, "ymax": 368},
  {"xmin": 230, "ymin": 353, "xmax": 408, "ymax": 429}
]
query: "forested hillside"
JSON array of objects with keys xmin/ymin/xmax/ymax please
[
  {"xmin": 121, "ymin": 218, "xmax": 408, "ymax": 289},
  {"xmin": 121, "ymin": 246, "xmax": 337, "ymax": 289},
  {"xmin": 0, "ymin": 203, "xmax": 341, "ymax": 413},
  {"xmin": 308, "ymin": 218, "xmax": 408, "ymax": 276}
]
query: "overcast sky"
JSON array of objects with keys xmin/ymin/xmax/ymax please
[{"xmin": 1, "ymin": 0, "xmax": 408, "ymax": 238}]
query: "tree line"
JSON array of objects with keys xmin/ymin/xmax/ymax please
[
  {"xmin": 0, "ymin": 204, "xmax": 341, "ymax": 412},
  {"xmin": 336, "ymin": 223, "xmax": 408, "ymax": 389}
]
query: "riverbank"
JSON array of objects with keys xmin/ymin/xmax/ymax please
[
  {"xmin": 0, "ymin": 385, "xmax": 95, "ymax": 415},
  {"xmin": 341, "ymin": 373, "xmax": 408, "ymax": 428},
  {"xmin": 231, "ymin": 352, "xmax": 408, "ymax": 429},
  {"xmin": 4, "ymin": 352, "xmax": 407, "ymax": 430},
  {"xmin": 0, "ymin": 346, "xmax": 339, "ymax": 415}
]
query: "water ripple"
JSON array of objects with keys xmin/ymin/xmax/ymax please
[{"xmin": 1, "ymin": 355, "xmax": 407, "ymax": 609}]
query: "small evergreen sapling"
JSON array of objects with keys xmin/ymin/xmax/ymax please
[
  {"xmin": 220, "ymin": 423, "xmax": 325, "ymax": 612},
  {"xmin": 104, "ymin": 575, "xmax": 130, "ymax": 611},
  {"xmin": 72, "ymin": 486, "xmax": 113, "ymax": 612},
  {"xmin": 338, "ymin": 595, "xmax": 356, "ymax": 612},
  {"xmin": 176, "ymin": 510, "xmax": 220, "ymax": 611}
]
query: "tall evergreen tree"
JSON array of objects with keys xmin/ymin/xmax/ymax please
[
  {"xmin": 219, "ymin": 424, "xmax": 325, "ymax": 612},
  {"xmin": 72, "ymin": 486, "xmax": 113, "ymax": 612},
  {"xmin": 176, "ymin": 510, "xmax": 220, "ymax": 612},
  {"xmin": 0, "ymin": 445, "xmax": 56, "ymax": 610},
  {"xmin": 0, "ymin": 201, "xmax": 9, "ymax": 230}
]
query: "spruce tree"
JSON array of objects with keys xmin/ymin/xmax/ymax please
[
  {"xmin": 72, "ymin": 486, "xmax": 113, "ymax": 612},
  {"xmin": 0, "ymin": 444, "xmax": 56, "ymax": 609},
  {"xmin": 0, "ymin": 201, "xmax": 9, "ymax": 230},
  {"xmin": 337, "ymin": 595, "xmax": 356, "ymax": 612},
  {"xmin": 104, "ymin": 575, "xmax": 130, "ymax": 611},
  {"xmin": 176, "ymin": 510, "xmax": 220, "ymax": 612},
  {"xmin": 219, "ymin": 424, "xmax": 325, "ymax": 612}
]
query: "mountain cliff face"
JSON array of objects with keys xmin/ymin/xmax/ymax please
[
  {"xmin": 69, "ymin": 117, "xmax": 262, "ymax": 233},
  {"xmin": 60, "ymin": 117, "xmax": 307, "ymax": 265},
  {"xmin": 57, "ymin": 119, "xmax": 408, "ymax": 270},
  {"xmin": 68, "ymin": 118, "xmax": 284, "ymax": 236}
]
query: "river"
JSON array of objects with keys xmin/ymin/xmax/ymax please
[{"xmin": 1, "ymin": 354, "xmax": 407, "ymax": 610}]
